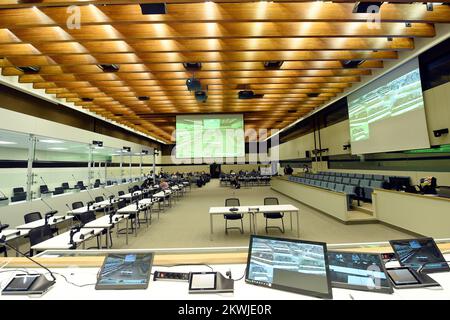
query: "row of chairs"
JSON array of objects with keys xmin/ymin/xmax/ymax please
[
  {"xmin": 315, "ymin": 171, "xmax": 387, "ymax": 180},
  {"xmin": 224, "ymin": 197, "xmax": 284, "ymax": 234},
  {"xmin": 297, "ymin": 172, "xmax": 391, "ymax": 203},
  {"xmin": 9, "ymin": 178, "xmax": 141, "ymax": 202}
]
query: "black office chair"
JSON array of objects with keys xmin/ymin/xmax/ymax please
[
  {"xmin": 79, "ymin": 211, "xmax": 111, "ymax": 249},
  {"xmin": 118, "ymin": 191, "xmax": 125, "ymax": 197},
  {"xmin": 263, "ymin": 197, "xmax": 284, "ymax": 234},
  {"xmin": 53, "ymin": 187, "xmax": 64, "ymax": 195},
  {"xmin": 11, "ymin": 192, "xmax": 26, "ymax": 202},
  {"xmin": 0, "ymin": 223, "xmax": 9, "ymax": 257},
  {"xmin": 72, "ymin": 201, "xmax": 84, "ymax": 210},
  {"xmin": 39, "ymin": 185, "xmax": 51, "ymax": 195},
  {"xmin": 24, "ymin": 212, "xmax": 59, "ymax": 235},
  {"xmin": 224, "ymin": 198, "xmax": 244, "ymax": 234},
  {"xmin": 95, "ymin": 196, "xmax": 104, "ymax": 203},
  {"xmin": 61, "ymin": 182, "xmax": 70, "ymax": 190},
  {"xmin": 29, "ymin": 224, "xmax": 53, "ymax": 256},
  {"xmin": 12, "ymin": 187, "xmax": 24, "ymax": 195}
]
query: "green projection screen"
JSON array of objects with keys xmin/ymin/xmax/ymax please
[
  {"xmin": 176, "ymin": 114, "xmax": 245, "ymax": 158},
  {"xmin": 348, "ymin": 58, "xmax": 430, "ymax": 154}
]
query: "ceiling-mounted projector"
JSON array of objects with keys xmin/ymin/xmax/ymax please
[
  {"xmin": 186, "ymin": 78, "xmax": 202, "ymax": 92},
  {"xmin": 238, "ymin": 90, "xmax": 264, "ymax": 99},
  {"xmin": 195, "ymin": 91, "xmax": 208, "ymax": 103}
]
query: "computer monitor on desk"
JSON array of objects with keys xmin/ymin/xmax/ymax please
[{"xmin": 245, "ymin": 235, "xmax": 332, "ymax": 299}]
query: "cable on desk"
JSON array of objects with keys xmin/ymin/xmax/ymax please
[
  {"xmin": 51, "ymin": 271, "xmax": 96, "ymax": 288},
  {"xmin": 232, "ymin": 269, "xmax": 246, "ymax": 282}
]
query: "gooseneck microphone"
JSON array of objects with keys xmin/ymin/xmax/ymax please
[
  {"xmin": 41, "ymin": 198, "xmax": 58, "ymax": 215},
  {"xmin": 0, "ymin": 190, "xmax": 8, "ymax": 201},
  {"xmin": 0, "ymin": 234, "xmax": 56, "ymax": 283}
]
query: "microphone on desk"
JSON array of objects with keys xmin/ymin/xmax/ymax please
[
  {"xmin": 40, "ymin": 176, "xmax": 49, "ymax": 187},
  {"xmin": 69, "ymin": 226, "xmax": 82, "ymax": 247},
  {"xmin": 0, "ymin": 234, "xmax": 56, "ymax": 287},
  {"xmin": 0, "ymin": 190, "xmax": 8, "ymax": 201},
  {"xmin": 41, "ymin": 198, "xmax": 58, "ymax": 216}
]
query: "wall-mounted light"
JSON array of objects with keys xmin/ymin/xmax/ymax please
[
  {"xmin": 142, "ymin": 150, "xmax": 149, "ymax": 155},
  {"xmin": 92, "ymin": 140, "xmax": 103, "ymax": 147},
  {"xmin": 343, "ymin": 143, "xmax": 351, "ymax": 151},
  {"xmin": 123, "ymin": 146, "xmax": 131, "ymax": 153}
]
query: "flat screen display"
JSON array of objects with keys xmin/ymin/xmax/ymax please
[
  {"xmin": 390, "ymin": 238, "xmax": 449, "ymax": 273},
  {"xmin": 245, "ymin": 235, "xmax": 332, "ymax": 299},
  {"xmin": 2, "ymin": 274, "xmax": 39, "ymax": 292},
  {"xmin": 387, "ymin": 268, "xmax": 420, "ymax": 285},
  {"xmin": 176, "ymin": 114, "xmax": 245, "ymax": 158},
  {"xmin": 348, "ymin": 58, "xmax": 430, "ymax": 154},
  {"xmin": 328, "ymin": 251, "xmax": 393, "ymax": 293},
  {"xmin": 95, "ymin": 252, "xmax": 154, "ymax": 289}
]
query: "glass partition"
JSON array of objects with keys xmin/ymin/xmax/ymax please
[
  {"xmin": 34, "ymin": 136, "xmax": 91, "ymax": 198},
  {"xmin": 0, "ymin": 129, "xmax": 31, "ymax": 203},
  {"xmin": 0, "ymin": 128, "xmax": 155, "ymax": 203},
  {"xmin": 92, "ymin": 145, "xmax": 114, "ymax": 187}
]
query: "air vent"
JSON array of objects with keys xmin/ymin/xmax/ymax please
[
  {"xmin": 15, "ymin": 66, "xmax": 40, "ymax": 74},
  {"xmin": 276, "ymin": 120, "xmax": 283, "ymax": 123},
  {"xmin": 341, "ymin": 59, "xmax": 365, "ymax": 69},
  {"xmin": 98, "ymin": 64, "xmax": 120, "ymax": 72},
  {"xmin": 186, "ymin": 77, "xmax": 202, "ymax": 92},
  {"xmin": 236, "ymin": 84, "xmax": 250, "ymax": 90},
  {"xmin": 263, "ymin": 61, "xmax": 284, "ymax": 70},
  {"xmin": 307, "ymin": 93, "xmax": 319, "ymax": 98},
  {"xmin": 288, "ymin": 110, "xmax": 297, "ymax": 113},
  {"xmin": 138, "ymin": 96, "xmax": 150, "ymax": 101},
  {"xmin": 352, "ymin": 2, "xmax": 383, "ymax": 13},
  {"xmin": 81, "ymin": 97, "xmax": 94, "ymax": 102},
  {"xmin": 183, "ymin": 62, "xmax": 202, "ymax": 71},
  {"xmin": 140, "ymin": 3, "xmax": 167, "ymax": 15},
  {"xmin": 195, "ymin": 91, "xmax": 208, "ymax": 103}
]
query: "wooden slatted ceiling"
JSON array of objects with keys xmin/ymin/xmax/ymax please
[{"xmin": 0, "ymin": 2, "xmax": 449, "ymax": 143}]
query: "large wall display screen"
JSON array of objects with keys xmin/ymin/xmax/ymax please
[
  {"xmin": 348, "ymin": 58, "xmax": 430, "ymax": 154},
  {"xmin": 176, "ymin": 114, "xmax": 245, "ymax": 158}
]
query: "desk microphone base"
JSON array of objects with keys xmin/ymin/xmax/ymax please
[{"xmin": 2, "ymin": 274, "xmax": 55, "ymax": 296}]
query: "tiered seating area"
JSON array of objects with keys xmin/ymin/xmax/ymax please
[{"xmin": 288, "ymin": 171, "xmax": 400, "ymax": 204}]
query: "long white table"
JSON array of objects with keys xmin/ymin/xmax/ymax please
[
  {"xmin": 208, "ymin": 204, "xmax": 300, "ymax": 240},
  {"xmin": 66, "ymin": 199, "xmax": 119, "ymax": 216},
  {"xmin": 2, "ymin": 255, "xmax": 450, "ymax": 300},
  {"xmin": 15, "ymin": 215, "xmax": 74, "ymax": 230},
  {"xmin": 82, "ymin": 213, "xmax": 130, "ymax": 246},
  {"xmin": 30, "ymin": 228, "xmax": 104, "ymax": 252}
]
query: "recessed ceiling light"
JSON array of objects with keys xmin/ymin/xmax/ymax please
[
  {"xmin": 48, "ymin": 147, "xmax": 67, "ymax": 150},
  {"xmin": 0, "ymin": 141, "xmax": 16, "ymax": 145},
  {"xmin": 40, "ymin": 139, "xmax": 63, "ymax": 144}
]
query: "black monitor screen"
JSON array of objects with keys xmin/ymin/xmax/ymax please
[
  {"xmin": 328, "ymin": 251, "xmax": 393, "ymax": 293},
  {"xmin": 245, "ymin": 235, "xmax": 332, "ymax": 299},
  {"xmin": 390, "ymin": 238, "xmax": 449, "ymax": 273},
  {"xmin": 96, "ymin": 253, "xmax": 154, "ymax": 289}
]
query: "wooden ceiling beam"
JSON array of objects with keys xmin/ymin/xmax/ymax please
[
  {"xmin": 0, "ymin": 38, "xmax": 414, "ymax": 56},
  {"xmin": 1, "ymin": 2, "xmax": 450, "ymax": 23}
]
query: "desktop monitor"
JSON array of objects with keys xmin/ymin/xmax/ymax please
[
  {"xmin": 327, "ymin": 251, "xmax": 393, "ymax": 294},
  {"xmin": 95, "ymin": 252, "xmax": 154, "ymax": 290},
  {"xmin": 245, "ymin": 235, "xmax": 332, "ymax": 299},
  {"xmin": 389, "ymin": 238, "xmax": 449, "ymax": 273}
]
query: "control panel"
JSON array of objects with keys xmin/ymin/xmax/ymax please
[{"xmin": 153, "ymin": 271, "xmax": 190, "ymax": 282}]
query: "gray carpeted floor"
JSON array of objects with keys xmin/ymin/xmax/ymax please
[{"xmin": 112, "ymin": 179, "xmax": 411, "ymax": 250}]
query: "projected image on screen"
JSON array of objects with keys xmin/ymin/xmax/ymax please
[
  {"xmin": 176, "ymin": 114, "xmax": 245, "ymax": 158},
  {"xmin": 348, "ymin": 58, "xmax": 430, "ymax": 154}
]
